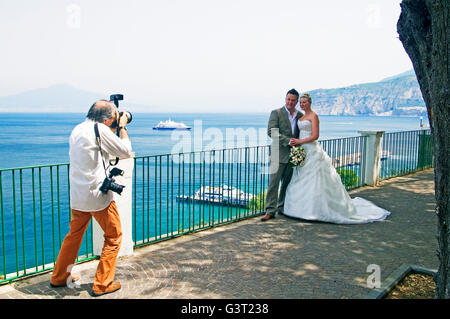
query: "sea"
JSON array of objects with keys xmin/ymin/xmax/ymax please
[
  {"xmin": 0, "ymin": 112, "xmax": 426, "ymax": 276},
  {"xmin": 0, "ymin": 112, "xmax": 425, "ymax": 169}
]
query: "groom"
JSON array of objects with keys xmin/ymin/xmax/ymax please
[{"xmin": 261, "ymin": 89, "xmax": 303, "ymax": 221}]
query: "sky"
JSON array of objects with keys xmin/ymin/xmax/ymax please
[{"xmin": 0, "ymin": 0, "xmax": 414, "ymax": 112}]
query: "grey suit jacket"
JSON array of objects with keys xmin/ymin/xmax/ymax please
[{"xmin": 268, "ymin": 106, "xmax": 303, "ymax": 163}]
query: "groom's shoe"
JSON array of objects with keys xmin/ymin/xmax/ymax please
[{"xmin": 261, "ymin": 213, "xmax": 275, "ymax": 222}]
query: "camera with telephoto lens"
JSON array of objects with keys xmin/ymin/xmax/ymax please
[
  {"xmin": 110, "ymin": 110, "xmax": 132, "ymax": 128},
  {"xmin": 99, "ymin": 167, "xmax": 125, "ymax": 195},
  {"xmin": 107, "ymin": 94, "xmax": 132, "ymax": 167},
  {"xmin": 109, "ymin": 94, "xmax": 132, "ymax": 130}
]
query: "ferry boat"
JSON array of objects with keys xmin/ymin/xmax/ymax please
[
  {"xmin": 152, "ymin": 119, "xmax": 191, "ymax": 130},
  {"xmin": 176, "ymin": 185, "xmax": 255, "ymax": 207}
]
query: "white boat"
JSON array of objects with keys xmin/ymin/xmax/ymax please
[
  {"xmin": 152, "ymin": 119, "xmax": 191, "ymax": 130},
  {"xmin": 176, "ymin": 185, "xmax": 255, "ymax": 207}
]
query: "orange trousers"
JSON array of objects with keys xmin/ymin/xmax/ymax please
[{"xmin": 50, "ymin": 201, "xmax": 122, "ymax": 293}]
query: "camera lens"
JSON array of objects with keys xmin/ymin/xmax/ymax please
[
  {"xmin": 99, "ymin": 177, "xmax": 125, "ymax": 195},
  {"xmin": 120, "ymin": 111, "xmax": 132, "ymax": 124},
  {"xmin": 109, "ymin": 181, "xmax": 125, "ymax": 195}
]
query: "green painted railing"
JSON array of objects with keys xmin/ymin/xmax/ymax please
[
  {"xmin": 0, "ymin": 164, "xmax": 95, "ymax": 284},
  {"xmin": 0, "ymin": 129, "xmax": 433, "ymax": 284},
  {"xmin": 132, "ymin": 146, "xmax": 270, "ymax": 247},
  {"xmin": 320, "ymin": 135, "xmax": 367, "ymax": 190},
  {"xmin": 131, "ymin": 136, "xmax": 369, "ymax": 246},
  {"xmin": 380, "ymin": 129, "xmax": 433, "ymax": 180}
]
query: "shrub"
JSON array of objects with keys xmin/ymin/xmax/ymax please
[
  {"xmin": 248, "ymin": 190, "xmax": 267, "ymax": 211},
  {"xmin": 337, "ymin": 169, "xmax": 359, "ymax": 188}
]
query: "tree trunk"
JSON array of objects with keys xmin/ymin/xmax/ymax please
[{"xmin": 397, "ymin": 0, "xmax": 449, "ymax": 298}]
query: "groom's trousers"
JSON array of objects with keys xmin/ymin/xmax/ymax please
[{"xmin": 265, "ymin": 162, "xmax": 294, "ymax": 217}]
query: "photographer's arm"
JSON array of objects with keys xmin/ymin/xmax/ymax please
[
  {"xmin": 118, "ymin": 114, "xmax": 130, "ymax": 141},
  {"xmin": 118, "ymin": 127, "xmax": 129, "ymax": 140},
  {"xmin": 99, "ymin": 123, "xmax": 133, "ymax": 159}
]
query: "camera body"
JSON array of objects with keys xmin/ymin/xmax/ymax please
[
  {"xmin": 99, "ymin": 167, "xmax": 125, "ymax": 195},
  {"xmin": 110, "ymin": 94, "xmax": 123, "ymax": 107}
]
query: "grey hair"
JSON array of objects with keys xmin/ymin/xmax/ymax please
[{"xmin": 86, "ymin": 100, "xmax": 115, "ymax": 122}]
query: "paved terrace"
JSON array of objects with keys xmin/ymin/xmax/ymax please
[{"xmin": 0, "ymin": 169, "xmax": 438, "ymax": 299}]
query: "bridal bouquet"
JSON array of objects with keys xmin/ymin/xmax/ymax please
[{"xmin": 289, "ymin": 145, "xmax": 307, "ymax": 167}]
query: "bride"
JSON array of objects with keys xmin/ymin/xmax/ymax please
[{"xmin": 283, "ymin": 93, "xmax": 390, "ymax": 224}]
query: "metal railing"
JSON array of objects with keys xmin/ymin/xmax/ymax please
[
  {"xmin": 0, "ymin": 129, "xmax": 433, "ymax": 284},
  {"xmin": 0, "ymin": 164, "xmax": 95, "ymax": 284},
  {"xmin": 380, "ymin": 129, "xmax": 433, "ymax": 180},
  {"xmin": 132, "ymin": 146, "xmax": 270, "ymax": 247},
  {"xmin": 320, "ymin": 135, "xmax": 367, "ymax": 190},
  {"xmin": 131, "ymin": 135, "xmax": 369, "ymax": 246}
]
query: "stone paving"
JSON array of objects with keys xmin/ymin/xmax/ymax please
[{"xmin": 0, "ymin": 169, "xmax": 438, "ymax": 299}]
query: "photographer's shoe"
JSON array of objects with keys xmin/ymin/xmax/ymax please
[
  {"xmin": 91, "ymin": 282, "xmax": 121, "ymax": 297},
  {"xmin": 50, "ymin": 274, "xmax": 80, "ymax": 288}
]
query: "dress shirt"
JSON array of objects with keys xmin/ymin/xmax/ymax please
[
  {"xmin": 69, "ymin": 119, "xmax": 133, "ymax": 212},
  {"xmin": 284, "ymin": 105, "xmax": 299, "ymax": 136}
]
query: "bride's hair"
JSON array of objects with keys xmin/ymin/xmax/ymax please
[{"xmin": 300, "ymin": 93, "xmax": 312, "ymax": 103}]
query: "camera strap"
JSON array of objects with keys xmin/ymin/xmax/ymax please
[{"xmin": 94, "ymin": 123, "xmax": 109, "ymax": 178}]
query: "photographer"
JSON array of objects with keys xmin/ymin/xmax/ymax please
[{"xmin": 50, "ymin": 100, "xmax": 132, "ymax": 297}]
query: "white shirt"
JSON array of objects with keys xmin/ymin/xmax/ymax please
[
  {"xmin": 284, "ymin": 105, "xmax": 298, "ymax": 136},
  {"xmin": 69, "ymin": 119, "xmax": 133, "ymax": 212}
]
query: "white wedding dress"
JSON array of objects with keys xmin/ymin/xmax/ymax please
[{"xmin": 283, "ymin": 120, "xmax": 391, "ymax": 224}]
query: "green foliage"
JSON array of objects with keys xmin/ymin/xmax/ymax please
[
  {"xmin": 248, "ymin": 190, "xmax": 267, "ymax": 211},
  {"xmin": 337, "ymin": 169, "xmax": 359, "ymax": 188}
]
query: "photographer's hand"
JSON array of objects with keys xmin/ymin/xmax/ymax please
[{"xmin": 118, "ymin": 112, "xmax": 130, "ymax": 140}]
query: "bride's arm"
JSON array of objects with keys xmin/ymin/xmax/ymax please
[{"xmin": 289, "ymin": 115, "xmax": 320, "ymax": 145}]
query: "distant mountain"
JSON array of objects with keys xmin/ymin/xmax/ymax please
[
  {"xmin": 310, "ymin": 70, "xmax": 427, "ymax": 116},
  {"xmin": 0, "ymin": 84, "xmax": 154, "ymax": 113},
  {"xmin": 0, "ymin": 83, "xmax": 103, "ymax": 112},
  {"xmin": 0, "ymin": 70, "xmax": 427, "ymax": 115}
]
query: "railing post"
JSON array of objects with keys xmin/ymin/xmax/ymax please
[
  {"xmin": 358, "ymin": 131, "xmax": 384, "ymax": 186},
  {"xmin": 93, "ymin": 153, "xmax": 135, "ymax": 257}
]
